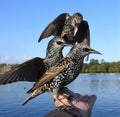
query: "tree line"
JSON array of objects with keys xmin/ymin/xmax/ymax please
[
  {"xmin": 0, "ymin": 59, "xmax": 120, "ymax": 73},
  {"xmin": 81, "ymin": 59, "xmax": 120, "ymax": 73}
]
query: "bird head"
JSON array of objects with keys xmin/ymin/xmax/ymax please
[
  {"xmin": 73, "ymin": 12, "xmax": 83, "ymax": 25},
  {"xmin": 69, "ymin": 42, "xmax": 101, "ymax": 59},
  {"xmin": 77, "ymin": 43, "xmax": 102, "ymax": 57},
  {"xmin": 72, "ymin": 12, "xmax": 83, "ymax": 38},
  {"xmin": 46, "ymin": 37, "xmax": 74, "ymax": 56}
]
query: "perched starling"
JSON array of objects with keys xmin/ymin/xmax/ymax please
[
  {"xmin": 22, "ymin": 41, "xmax": 101, "ymax": 105},
  {"xmin": 0, "ymin": 37, "xmax": 71, "ymax": 85},
  {"xmin": 38, "ymin": 12, "xmax": 90, "ymax": 47}
]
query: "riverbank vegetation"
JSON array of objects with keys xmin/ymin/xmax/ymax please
[{"xmin": 82, "ymin": 59, "xmax": 120, "ymax": 73}]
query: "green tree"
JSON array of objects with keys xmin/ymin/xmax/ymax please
[{"xmin": 89, "ymin": 59, "xmax": 99, "ymax": 66}]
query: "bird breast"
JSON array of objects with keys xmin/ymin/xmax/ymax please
[{"xmin": 48, "ymin": 58, "xmax": 83, "ymax": 89}]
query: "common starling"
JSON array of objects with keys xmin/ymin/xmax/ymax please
[
  {"xmin": 38, "ymin": 12, "xmax": 90, "ymax": 47},
  {"xmin": 0, "ymin": 37, "xmax": 71, "ymax": 85},
  {"xmin": 22, "ymin": 41, "xmax": 101, "ymax": 105}
]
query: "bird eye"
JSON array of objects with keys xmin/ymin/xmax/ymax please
[
  {"xmin": 83, "ymin": 48, "xmax": 89, "ymax": 52},
  {"xmin": 56, "ymin": 41, "xmax": 63, "ymax": 45}
]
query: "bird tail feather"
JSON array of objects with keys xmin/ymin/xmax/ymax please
[
  {"xmin": 22, "ymin": 88, "xmax": 45, "ymax": 105},
  {"xmin": 22, "ymin": 94, "xmax": 34, "ymax": 106}
]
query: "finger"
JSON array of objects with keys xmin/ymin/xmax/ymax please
[
  {"xmin": 87, "ymin": 95, "xmax": 97, "ymax": 109},
  {"xmin": 70, "ymin": 94, "xmax": 97, "ymax": 109},
  {"xmin": 81, "ymin": 93, "xmax": 88, "ymax": 96},
  {"xmin": 54, "ymin": 98, "xmax": 72, "ymax": 107},
  {"xmin": 79, "ymin": 95, "xmax": 97, "ymax": 111},
  {"xmin": 82, "ymin": 95, "xmax": 97, "ymax": 117}
]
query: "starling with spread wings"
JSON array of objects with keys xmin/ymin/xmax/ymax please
[{"xmin": 38, "ymin": 12, "xmax": 90, "ymax": 47}]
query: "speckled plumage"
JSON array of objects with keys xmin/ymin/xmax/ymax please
[{"xmin": 23, "ymin": 42, "xmax": 101, "ymax": 105}]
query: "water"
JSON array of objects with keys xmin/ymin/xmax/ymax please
[{"xmin": 0, "ymin": 74, "xmax": 120, "ymax": 117}]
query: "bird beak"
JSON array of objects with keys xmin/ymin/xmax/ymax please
[{"xmin": 90, "ymin": 48, "xmax": 102, "ymax": 55}]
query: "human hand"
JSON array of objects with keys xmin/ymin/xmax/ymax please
[{"xmin": 54, "ymin": 87, "xmax": 97, "ymax": 117}]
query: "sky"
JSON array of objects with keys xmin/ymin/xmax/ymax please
[{"xmin": 0, "ymin": 0, "xmax": 120, "ymax": 64}]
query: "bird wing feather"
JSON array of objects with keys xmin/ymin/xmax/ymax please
[
  {"xmin": 0, "ymin": 57, "xmax": 46, "ymax": 85},
  {"xmin": 75, "ymin": 21, "xmax": 90, "ymax": 46},
  {"xmin": 38, "ymin": 13, "xmax": 69, "ymax": 42},
  {"xmin": 27, "ymin": 57, "xmax": 69, "ymax": 93}
]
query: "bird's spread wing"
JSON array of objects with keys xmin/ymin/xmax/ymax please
[
  {"xmin": 38, "ymin": 13, "xmax": 69, "ymax": 42},
  {"xmin": 75, "ymin": 20, "xmax": 90, "ymax": 46},
  {"xmin": 0, "ymin": 57, "xmax": 46, "ymax": 85},
  {"xmin": 27, "ymin": 57, "xmax": 70, "ymax": 93}
]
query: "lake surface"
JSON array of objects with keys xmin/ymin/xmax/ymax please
[{"xmin": 0, "ymin": 74, "xmax": 120, "ymax": 117}]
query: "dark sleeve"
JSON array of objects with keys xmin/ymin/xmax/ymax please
[{"xmin": 44, "ymin": 107, "xmax": 83, "ymax": 117}]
